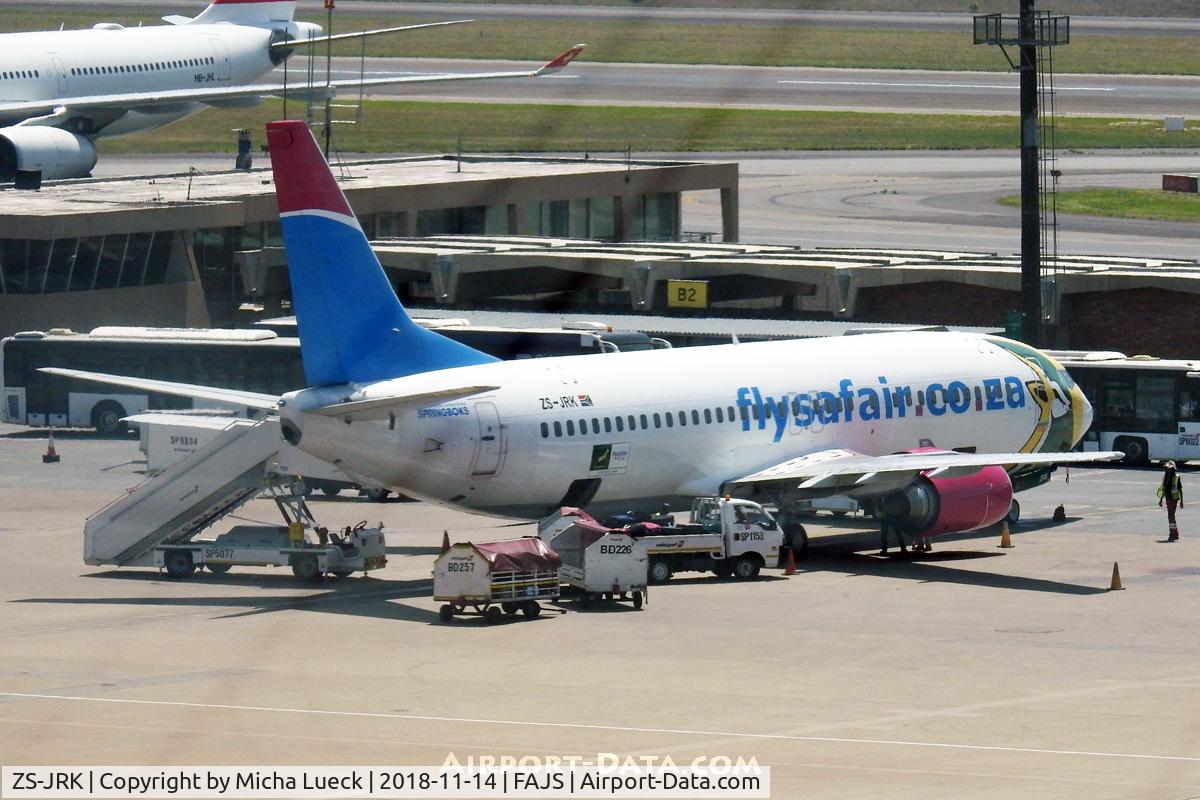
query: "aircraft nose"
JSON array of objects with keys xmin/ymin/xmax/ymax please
[{"xmin": 1072, "ymin": 384, "xmax": 1093, "ymax": 446}]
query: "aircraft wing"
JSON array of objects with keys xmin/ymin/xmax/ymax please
[
  {"xmin": 0, "ymin": 45, "xmax": 584, "ymax": 126},
  {"xmin": 311, "ymin": 386, "xmax": 500, "ymax": 422},
  {"xmin": 727, "ymin": 447, "xmax": 1124, "ymax": 497},
  {"xmin": 38, "ymin": 368, "xmax": 279, "ymax": 411}
]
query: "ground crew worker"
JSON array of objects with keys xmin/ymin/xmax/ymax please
[
  {"xmin": 879, "ymin": 518, "xmax": 908, "ymax": 556},
  {"xmin": 1158, "ymin": 461, "xmax": 1183, "ymax": 542}
]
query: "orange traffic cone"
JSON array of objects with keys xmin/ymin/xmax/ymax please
[
  {"xmin": 998, "ymin": 522, "xmax": 1013, "ymax": 548},
  {"xmin": 440, "ymin": 530, "xmax": 451, "ymax": 553},
  {"xmin": 42, "ymin": 428, "xmax": 60, "ymax": 463},
  {"xmin": 784, "ymin": 547, "xmax": 797, "ymax": 576},
  {"xmin": 1109, "ymin": 562, "xmax": 1124, "ymax": 591}
]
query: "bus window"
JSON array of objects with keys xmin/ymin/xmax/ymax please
[
  {"xmin": 1099, "ymin": 378, "xmax": 1135, "ymax": 421},
  {"xmin": 1180, "ymin": 380, "xmax": 1200, "ymax": 421},
  {"xmin": 1136, "ymin": 376, "xmax": 1175, "ymax": 431}
]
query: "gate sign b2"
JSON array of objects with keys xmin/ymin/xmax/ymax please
[{"xmin": 667, "ymin": 279, "xmax": 708, "ymax": 309}]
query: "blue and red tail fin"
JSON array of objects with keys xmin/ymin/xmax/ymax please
[
  {"xmin": 265, "ymin": 120, "xmax": 497, "ymax": 387},
  {"xmin": 191, "ymin": 0, "xmax": 296, "ymax": 25}
]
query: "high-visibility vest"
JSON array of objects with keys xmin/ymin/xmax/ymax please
[{"xmin": 1158, "ymin": 474, "xmax": 1182, "ymax": 501}]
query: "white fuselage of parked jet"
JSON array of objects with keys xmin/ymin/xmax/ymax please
[
  {"xmin": 0, "ymin": 24, "xmax": 294, "ymax": 136},
  {"xmin": 281, "ymin": 331, "xmax": 1087, "ymax": 519}
]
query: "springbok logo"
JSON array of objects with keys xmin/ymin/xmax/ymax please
[{"xmin": 993, "ymin": 338, "xmax": 1077, "ymax": 454}]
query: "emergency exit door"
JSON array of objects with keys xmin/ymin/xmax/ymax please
[{"xmin": 471, "ymin": 402, "xmax": 503, "ymax": 476}]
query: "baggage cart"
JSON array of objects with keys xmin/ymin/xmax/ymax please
[
  {"xmin": 433, "ymin": 537, "xmax": 561, "ymax": 623},
  {"xmin": 550, "ymin": 521, "xmax": 647, "ymax": 609}
]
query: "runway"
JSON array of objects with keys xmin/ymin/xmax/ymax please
[
  {"xmin": 16, "ymin": 1, "xmax": 1200, "ymax": 37},
  {"xmin": 680, "ymin": 150, "xmax": 1200, "ymax": 258},
  {"xmin": 290, "ymin": 57, "xmax": 1200, "ymax": 118}
]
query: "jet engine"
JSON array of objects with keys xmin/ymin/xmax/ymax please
[
  {"xmin": 0, "ymin": 127, "xmax": 98, "ymax": 182},
  {"xmin": 880, "ymin": 465, "xmax": 1013, "ymax": 536}
]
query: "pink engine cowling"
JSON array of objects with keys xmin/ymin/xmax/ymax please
[{"xmin": 883, "ymin": 465, "xmax": 1014, "ymax": 536}]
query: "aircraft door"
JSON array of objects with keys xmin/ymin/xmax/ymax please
[
  {"xmin": 208, "ymin": 38, "xmax": 232, "ymax": 81},
  {"xmin": 51, "ymin": 56, "xmax": 68, "ymax": 94},
  {"xmin": 471, "ymin": 401, "xmax": 503, "ymax": 476}
]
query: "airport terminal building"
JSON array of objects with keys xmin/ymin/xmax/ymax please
[{"xmin": 0, "ymin": 154, "xmax": 739, "ymax": 333}]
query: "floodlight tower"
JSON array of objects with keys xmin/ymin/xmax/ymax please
[{"xmin": 974, "ymin": 1, "xmax": 1068, "ymax": 347}]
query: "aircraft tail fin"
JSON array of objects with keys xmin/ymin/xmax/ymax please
[
  {"xmin": 265, "ymin": 120, "xmax": 497, "ymax": 387},
  {"xmin": 191, "ymin": 0, "xmax": 297, "ymax": 25}
]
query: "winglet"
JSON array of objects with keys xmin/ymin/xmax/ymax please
[{"xmin": 537, "ymin": 44, "xmax": 586, "ymax": 75}]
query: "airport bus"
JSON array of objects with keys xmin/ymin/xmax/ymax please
[
  {"xmin": 1052, "ymin": 351, "xmax": 1200, "ymax": 464},
  {"xmin": 2, "ymin": 322, "xmax": 666, "ymax": 432}
]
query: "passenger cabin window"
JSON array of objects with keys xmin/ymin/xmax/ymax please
[
  {"xmin": 591, "ymin": 418, "xmax": 600, "ymax": 434},
  {"xmin": 540, "ymin": 422, "xmax": 549, "ymax": 438},
  {"xmin": 652, "ymin": 413, "xmax": 661, "ymax": 428},
  {"xmin": 553, "ymin": 421, "xmax": 562, "ymax": 437},
  {"xmin": 715, "ymin": 407, "xmax": 724, "ymax": 423},
  {"xmin": 678, "ymin": 411, "xmax": 687, "ymax": 426},
  {"xmin": 704, "ymin": 409, "xmax": 712, "ymax": 424},
  {"xmin": 566, "ymin": 420, "xmax": 575, "ymax": 436},
  {"xmin": 665, "ymin": 413, "xmax": 673, "ymax": 428},
  {"xmin": 615, "ymin": 416, "xmax": 624, "ymax": 432},
  {"xmin": 603, "ymin": 418, "xmax": 612, "ymax": 433}
]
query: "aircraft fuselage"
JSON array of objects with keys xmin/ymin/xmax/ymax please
[{"xmin": 282, "ymin": 331, "xmax": 1091, "ymax": 519}]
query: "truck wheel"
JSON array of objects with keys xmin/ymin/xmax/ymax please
[
  {"xmin": 206, "ymin": 563, "xmax": 231, "ymax": 575},
  {"xmin": 320, "ymin": 484, "xmax": 342, "ymax": 497},
  {"xmin": 438, "ymin": 604, "xmax": 455, "ymax": 623},
  {"xmin": 632, "ymin": 591, "xmax": 644, "ymax": 610},
  {"xmin": 91, "ymin": 401, "xmax": 127, "ymax": 435},
  {"xmin": 484, "ymin": 606, "xmax": 504, "ymax": 624},
  {"xmin": 291, "ymin": 553, "xmax": 321, "ymax": 582},
  {"xmin": 1006, "ymin": 499, "xmax": 1021, "ymax": 525},
  {"xmin": 164, "ymin": 550, "xmax": 194, "ymax": 579},
  {"xmin": 501, "ymin": 602, "xmax": 519, "ymax": 615},
  {"xmin": 648, "ymin": 558, "xmax": 672, "ymax": 583},
  {"xmin": 522, "ymin": 601, "xmax": 541, "ymax": 618},
  {"xmin": 364, "ymin": 487, "xmax": 389, "ymax": 502},
  {"xmin": 330, "ymin": 569, "xmax": 354, "ymax": 578},
  {"xmin": 713, "ymin": 560, "xmax": 734, "ymax": 579},
  {"xmin": 785, "ymin": 522, "xmax": 810, "ymax": 558},
  {"xmin": 733, "ymin": 555, "xmax": 761, "ymax": 579}
]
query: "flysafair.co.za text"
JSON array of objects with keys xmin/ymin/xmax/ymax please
[{"xmin": 738, "ymin": 376, "xmax": 1029, "ymax": 442}]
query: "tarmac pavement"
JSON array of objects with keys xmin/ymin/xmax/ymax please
[{"xmin": 1, "ymin": 423, "xmax": 1198, "ymax": 797}]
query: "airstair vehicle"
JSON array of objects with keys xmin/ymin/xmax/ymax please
[{"xmin": 83, "ymin": 417, "xmax": 386, "ymax": 580}]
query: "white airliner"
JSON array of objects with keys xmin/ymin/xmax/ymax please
[
  {"xmin": 0, "ymin": 0, "xmax": 583, "ymax": 181},
  {"xmin": 44, "ymin": 120, "xmax": 1121, "ymax": 546}
]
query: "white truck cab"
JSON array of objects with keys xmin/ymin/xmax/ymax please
[{"xmin": 635, "ymin": 497, "xmax": 783, "ymax": 582}]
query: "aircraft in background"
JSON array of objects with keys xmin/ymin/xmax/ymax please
[
  {"xmin": 0, "ymin": 0, "xmax": 584, "ymax": 181},
  {"xmin": 44, "ymin": 120, "xmax": 1121, "ymax": 549}
]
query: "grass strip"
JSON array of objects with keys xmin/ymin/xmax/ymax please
[
  {"xmin": 3, "ymin": 7, "xmax": 1200, "ymax": 74},
  {"xmin": 95, "ymin": 100, "xmax": 1200, "ymax": 155},
  {"xmin": 999, "ymin": 188, "xmax": 1200, "ymax": 222}
]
